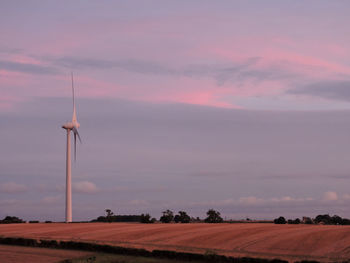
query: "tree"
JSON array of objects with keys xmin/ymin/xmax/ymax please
[
  {"xmin": 332, "ymin": 215, "xmax": 343, "ymax": 225},
  {"xmin": 160, "ymin": 210, "xmax": 174, "ymax": 223},
  {"xmin": 342, "ymin": 218, "xmax": 350, "ymax": 225},
  {"xmin": 314, "ymin": 214, "xmax": 332, "ymax": 224},
  {"xmin": 0, "ymin": 216, "xmax": 24, "ymax": 224},
  {"xmin": 274, "ymin": 216, "xmax": 286, "ymax": 224},
  {"xmin": 314, "ymin": 214, "xmax": 344, "ymax": 225},
  {"xmin": 302, "ymin": 217, "xmax": 313, "ymax": 224},
  {"xmin": 140, "ymin": 214, "xmax": 155, "ymax": 223},
  {"xmin": 174, "ymin": 211, "xmax": 191, "ymax": 223},
  {"xmin": 204, "ymin": 209, "xmax": 223, "ymax": 223},
  {"xmin": 287, "ymin": 218, "xmax": 300, "ymax": 224},
  {"xmin": 105, "ymin": 209, "xmax": 114, "ymax": 223}
]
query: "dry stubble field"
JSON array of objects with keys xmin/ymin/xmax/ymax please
[
  {"xmin": 1, "ymin": 222, "xmax": 350, "ymax": 262},
  {"xmin": 0, "ymin": 244, "xmax": 93, "ymax": 263}
]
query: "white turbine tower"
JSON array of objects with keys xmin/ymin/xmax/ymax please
[{"xmin": 62, "ymin": 73, "xmax": 81, "ymax": 223}]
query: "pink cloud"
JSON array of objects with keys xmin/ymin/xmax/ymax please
[
  {"xmin": 152, "ymin": 90, "xmax": 237, "ymax": 109},
  {"xmin": 73, "ymin": 181, "xmax": 99, "ymax": 194}
]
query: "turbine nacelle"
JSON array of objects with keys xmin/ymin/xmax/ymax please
[
  {"xmin": 62, "ymin": 122, "xmax": 74, "ymax": 130},
  {"xmin": 62, "ymin": 121, "xmax": 80, "ymax": 130}
]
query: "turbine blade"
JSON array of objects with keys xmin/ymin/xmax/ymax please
[
  {"xmin": 74, "ymin": 132, "xmax": 77, "ymax": 162},
  {"xmin": 71, "ymin": 72, "xmax": 78, "ymax": 123},
  {"xmin": 72, "ymin": 127, "xmax": 82, "ymax": 143}
]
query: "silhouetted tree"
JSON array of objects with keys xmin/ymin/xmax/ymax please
[
  {"xmin": 314, "ymin": 214, "xmax": 331, "ymax": 224},
  {"xmin": 105, "ymin": 209, "xmax": 114, "ymax": 223},
  {"xmin": 0, "ymin": 216, "xmax": 24, "ymax": 224},
  {"xmin": 314, "ymin": 214, "xmax": 344, "ymax": 225},
  {"xmin": 274, "ymin": 216, "xmax": 286, "ymax": 224},
  {"xmin": 174, "ymin": 211, "xmax": 191, "ymax": 223},
  {"xmin": 332, "ymin": 215, "xmax": 342, "ymax": 225},
  {"xmin": 140, "ymin": 214, "xmax": 155, "ymax": 223},
  {"xmin": 204, "ymin": 209, "xmax": 223, "ymax": 223},
  {"xmin": 302, "ymin": 217, "xmax": 313, "ymax": 224},
  {"xmin": 160, "ymin": 210, "xmax": 174, "ymax": 223},
  {"xmin": 342, "ymin": 218, "xmax": 350, "ymax": 225},
  {"xmin": 287, "ymin": 218, "xmax": 300, "ymax": 224}
]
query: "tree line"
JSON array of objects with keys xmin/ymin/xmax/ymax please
[
  {"xmin": 3, "ymin": 211, "xmax": 349, "ymax": 225},
  {"xmin": 92, "ymin": 208, "xmax": 224, "ymax": 223},
  {"xmin": 273, "ymin": 214, "xmax": 350, "ymax": 225}
]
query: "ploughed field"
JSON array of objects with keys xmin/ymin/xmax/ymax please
[
  {"xmin": 0, "ymin": 244, "xmax": 92, "ymax": 263},
  {"xmin": 1, "ymin": 223, "xmax": 350, "ymax": 262}
]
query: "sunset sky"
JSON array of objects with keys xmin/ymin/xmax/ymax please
[{"xmin": 1, "ymin": 0, "xmax": 350, "ymax": 221}]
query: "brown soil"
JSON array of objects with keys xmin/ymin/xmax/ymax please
[
  {"xmin": 0, "ymin": 244, "xmax": 92, "ymax": 263},
  {"xmin": 1, "ymin": 223, "xmax": 350, "ymax": 262}
]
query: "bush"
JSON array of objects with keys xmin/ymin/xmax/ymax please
[
  {"xmin": 0, "ymin": 237, "xmax": 38, "ymax": 247},
  {"xmin": 273, "ymin": 217, "xmax": 286, "ymax": 224},
  {"xmin": 29, "ymin": 220, "xmax": 39, "ymax": 223},
  {"xmin": 204, "ymin": 209, "xmax": 223, "ymax": 223},
  {"xmin": 40, "ymin": 239, "xmax": 59, "ymax": 248},
  {"xmin": 45, "ymin": 221, "xmax": 52, "ymax": 223}
]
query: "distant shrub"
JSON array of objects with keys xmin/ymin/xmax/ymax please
[
  {"xmin": 45, "ymin": 221, "xmax": 52, "ymax": 223},
  {"xmin": 273, "ymin": 217, "xmax": 286, "ymax": 224},
  {"xmin": 29, "ymin": 220, "xmax": 39, "ymax": 223}
]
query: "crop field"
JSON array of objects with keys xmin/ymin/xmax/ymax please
[
  {"xmin": 1, "ymin": 223, "xmax": 350, "ymax": 262},
  {"xmin": 0, "ymin": 244, "xmax": 92, "ymax": 263}
]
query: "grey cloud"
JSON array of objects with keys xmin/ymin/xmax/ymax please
[
  {"xmin": 287, "ymin": 81, "xmax": 350, "ymax": 102},
  {"xmin": 0, "ymin": 60, "xmax": 59, "ymax": 75},
  {"xmin": 51, "ymin": 56, "xmax": 295, "ymax": 85},
  {"xmin": 53, "ymin": 57, "xmax": 176, "ymax": 75},
  {"xmin": 190, "ymin": 171, "xmax": 233, "ymax": 177}
]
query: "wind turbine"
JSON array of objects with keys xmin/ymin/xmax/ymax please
[{"xmin": 62, "ymin": 73, "xmax": 81, "ymax": 223}]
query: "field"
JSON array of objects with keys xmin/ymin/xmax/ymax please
[
  {"xmin": 0, "ymin": 244, "xmax": 92, "ymax": 263},
  {"xmin": 0, "ymin": 245, "xmax": 207, "ymax": 263},
  {"xmin": 1, "ymin": 223, "xmax": 350, "ymax": 262}
]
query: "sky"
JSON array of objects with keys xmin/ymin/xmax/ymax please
[{"xmin": 1, "ymin": 0, "xmax": 350, "ymax": 221}]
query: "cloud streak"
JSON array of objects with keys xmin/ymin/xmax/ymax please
[
  {"xmin": 287, "ymin": 81, "xmax": 350, "ymax": 102},
  {"xmin": 0, "ymin": 182, "xmax": 27, "ymax": 193},
  {"xmin": 0, "ymin": 60, "xmax": 59, "ymax": 75}
]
